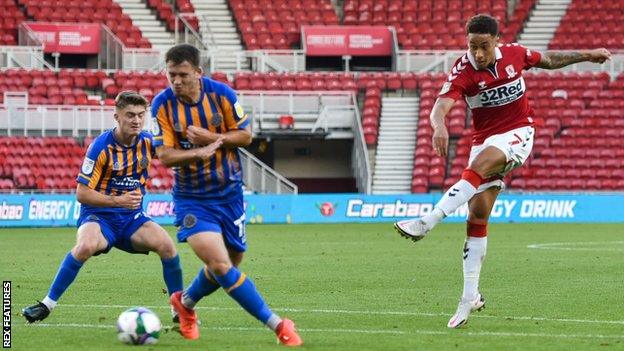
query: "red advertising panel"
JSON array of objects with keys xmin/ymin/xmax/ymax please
[
  {"xmin": 25, "ymin": 22, "xmax": 101, "ymax": 54},
  {"xmin": 303, "ymin": 26, "xmax": 393, "ymax": 56}
]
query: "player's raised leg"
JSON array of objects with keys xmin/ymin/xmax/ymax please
[
  {"xmin": 395, "ymin": 146, "xmax": 506, "ymax": 240},
  {"xmin": 448, "ymin": 187, "xmax": 498, "ymax": 328},
  {"xmin": 22, "ymin": 222, "xmax": 108, "ymax": 323}
]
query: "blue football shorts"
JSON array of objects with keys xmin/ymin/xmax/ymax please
[
  {"xmin": 77, "ymin": 209, "xmax": 152, "ymax": 255},
  {"xmin": 174, "ymin": 194, "xmax": 247, "ymax": 252}
]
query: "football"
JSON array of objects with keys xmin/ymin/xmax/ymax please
[{"xmin": 116, "ymin": 307, "xmax": 162, "ymax": 345}]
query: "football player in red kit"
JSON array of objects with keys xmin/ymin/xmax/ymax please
[{"xmin": 395, "ymin": 14, "xmax": 611, "ymax": 328}]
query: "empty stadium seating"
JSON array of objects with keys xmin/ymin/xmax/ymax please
[
  {"xmin": 0, "ymin": 0, "xmax": 27, "ymax": 45},
  {"xmin": 15, "ymin": 0, "xmax": 149, "ymax": 48},
  {"xmin": 0, "ymin": 136, "xmax": 174, "ymax": 191},
  {"xmin": 550, "ymin": 0, "xmax": 624, "ymax": 49},
  {"xmin": 229, "ymin": 0, "xmax": 339, "ymax": 49},
  {"xmin": 0, "ymin": 68, "xmax": 106, "ymax": 105},
  {"xmin": 343, "ymin": 0, "xmax": 524, "ymax": 49},
  {"xmin": 146, "ymin": 0, "xmax": 199, "ymax": 32}
]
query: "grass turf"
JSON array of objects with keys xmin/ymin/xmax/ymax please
[{"xmin": 1, "ymin": 223, "xmax": 623, "ymax": 350}]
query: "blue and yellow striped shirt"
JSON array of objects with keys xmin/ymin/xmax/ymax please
[
  {"xmin": 76, "ymin": 129, "xmax": 153, "ymax": 211},
  {"xmin": 151, "ymin": 77, "xmax": 250, "ymax": 200}
]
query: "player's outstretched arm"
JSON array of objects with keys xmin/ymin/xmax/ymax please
[
  {"xmin": 186, "ymin": 125, "xmax": 252, "ymax": 148},
  {"xmin": 536, "ymin": 48, "xmax": 611, "ymax": 70},
  {"xmin": 156, "ymin": 138, "xmax": 223, "ymax": 167},
  {"xmin": 430, "ymin": 97, "xmax": 455, "ymax": 158},
  {"xmin": 76, "ymin": 184, "xmax": 142, "ymax": 209}
]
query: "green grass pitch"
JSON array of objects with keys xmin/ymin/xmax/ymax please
[{"xmin": 1, "ymin": 223, "xmax": 623, "ymax": 350}]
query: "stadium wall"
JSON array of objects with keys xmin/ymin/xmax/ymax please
[{"xmin": 1, "ymin": 193, "xmax": 623, "ymax": 227}]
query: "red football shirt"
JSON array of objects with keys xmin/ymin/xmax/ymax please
[{"xmin": 439, "ymin": 43, "xmax": 542, "ymax": 144}]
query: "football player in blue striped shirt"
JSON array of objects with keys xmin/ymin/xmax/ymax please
[
  {"xmin": 21, "ymin": 92, "xmax": 212, "ymax": 323},
  {"xmin": 152, "ymin": 44, "xmax": 302, "ymax": 346}
]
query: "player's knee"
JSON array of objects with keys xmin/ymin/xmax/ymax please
[
  {"xmin": 156, "ymin": 239, "xmax": 177, "ymax": 259},
  {"xmin": 208, "ymin": 261, "xmax": 232, "ymax": 276},
  {"xmin": 71, "ymin": 242, "xmax": 97, "ymax": 261}
]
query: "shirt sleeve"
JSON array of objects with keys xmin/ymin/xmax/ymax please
[
  {"xmin": 219, "ymin": 83, "xmax": 250, "ymax": 131},
  {"xmin": 519, "ymin": 44, "xmax": 542, "ymax": 69},
  {"xmin": 439, "ymin": 58, "xmax": 469, "ymax": 101},
  {"xmin": 151, "ymin": 96, "xmax": 176, "ymax": 147},
  {"xmin": 76, "ymin": 142, "xmax": 107, "ymax": 189}
]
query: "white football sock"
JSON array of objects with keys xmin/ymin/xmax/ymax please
[
  {"xmin": 461, "ymin": 236, "xmax": 487, "ymax": 301},
  {"xmin": 181, "ymin": 291, "xmax": 197, "ymax": 309},
  {"xmin": 421, "ymin": 179, "xmax": 478, "ymax": 229},
  {"xmin": 266, "ymin": 314, "xmax": 282, "ymax": 331},
  {"xmin": 42, "ymin": 296, "xmax": 57, "ymax": 310}
]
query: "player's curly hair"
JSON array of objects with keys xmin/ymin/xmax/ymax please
[
  {"xmin": 466, "ymin": 14, "xmax": 499, "ymax": 36},
  {"xmin": 115, "ymin": 91, "xmax": 148, "ymax": 109},
  {"xmin": 165, "ymin": 44, "xmax": 201, "ymax": 68}
]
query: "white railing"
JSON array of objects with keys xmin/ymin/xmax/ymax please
[
  {"xmin": 199, "ymin": 50, "xmax": 306, "ymax": 73},
  {"xmin": 237, "ymin": 90, "xmax": 356, "ymax": 134},
  {"xmin": 99, "ymin": 25, "xmax": 124, "ymax": 71},
  {"xmin": 0, "ymin": 46, "xmax": 50, "ymax": 70},
  {"xmin": 0, "ymin": 105, "xmax": 117, "ymax": 136},
  {"xmin": 122, "ymin": 48, "xmax": 163, "ymax": 71},
  {"xmin": 175, "ymin": 13, "xmax": 209, "ymax": 50},
  {"xmin": 239, "ymin": 148, "xmax": 298, "ymax": 194},
  {"xmin": 397, "ymin": 50, "xmax": 624, "ymax": 76}
]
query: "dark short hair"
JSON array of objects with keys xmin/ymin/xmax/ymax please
[
  {"xmin": 165, "ymin": 44, "xmax": 200, "ymax": 68},
  {"xmin": 115, "ymin": 91, "xmax": 148, "ymax": 110},
  {"xmin": 466, "ymin": 14, "xmax": 499, "ymax": 36}
]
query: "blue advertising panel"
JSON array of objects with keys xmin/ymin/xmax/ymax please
[{"xmin": 0, "ymin": 193, "xmax": 623, "ymax": 227}]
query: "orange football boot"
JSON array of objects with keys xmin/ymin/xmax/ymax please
[
  {"xmin": 276, "ymin": 319, "xmax": 303, "ymax": 347},
  {"xmin": 169, "ymin": 291, "xmax": 199, "ymax": 340}
]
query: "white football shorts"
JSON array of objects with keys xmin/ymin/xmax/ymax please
[{"xmin": 468, "ymin": 125, "xmax": 535, "ymax": 193}]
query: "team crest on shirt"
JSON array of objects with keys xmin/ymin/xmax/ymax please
[
  {"xmin": 81, "ymin": 158, "xmax": 95, "ymax": 175},
  {"xmin": 211, "ymin": 113, "xmax": 222, "ymax": 127},
  {"xmin": 173, "ymin": 121, "xmax": 183, "ymax": 132},
  {"xmin": 113, "ymin": 161, "xmax": 122, "ymax": 171},
  {"xmin": 505, "ymin": 65, "xmax": 517, "ymax": 78},
  {"xmin": 151, "ymin": 118, "xmax": 160, "ymax": 135},
  {"xmin": 478, "ymin": 81, "xmax": 487, "ymax": 90},
  {"xmin": 183, "ymin": 214, "xmax": 197, "ymax": 228},
  {"xmin": 140, "ymin": 157, "xmax": 149, "ymax": 169}
]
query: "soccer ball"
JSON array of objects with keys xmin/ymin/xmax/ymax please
[{"xmin": 117, "ymin": 307, "xmax": 161, "ymax": 345}]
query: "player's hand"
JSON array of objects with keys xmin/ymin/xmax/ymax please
[
  {"xmin": 113, "ymin": 189, "xmax": 142, "ymax": 209},
  {"xmin": 587, "ymin": 48, "xmax": 611, "ymax": 63},
  {"xmin": 194, "ymin": 136, "xmax": 224, "ymax": 161},
  {"xmin": 187, "ymin": 125, "xmax": 215, "ymax": 146},
  {"xmin": 432, "ymin": 126, "xmax": 449, "ymax": 158}
]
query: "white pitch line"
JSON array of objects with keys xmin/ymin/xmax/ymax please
[
  {"xmin": 23, "ymin": 323, "xmax": 624, "ymax": 340},
  {"xmin": 527, "ymin": 241, "xmax": 624, "ymax": 252},
  {"xmin": 52, "ymin": 304, "xmax": 624, "ymax": 325}
]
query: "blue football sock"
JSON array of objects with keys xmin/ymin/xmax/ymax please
[
  {"xmin": 47, "ymin": 252, "xmax": 83, "ymax": 301},
  {"xmin": 213, "ymin": 267, "xmax": 274, "ymax": 324},
  {"xmin": 183, "ymin": 266, "xmax": 220, "ymax": 306},
  {"xmin": 161, "ymin": 254, "xmax": 184, "ymax": 295}
]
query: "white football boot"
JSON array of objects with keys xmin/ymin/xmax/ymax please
[
  {"xmin": 447, "ymin": 293, "xmax": 485, "ymax": 328},
  {"xmin": 394, "ymin": 219, "xmax": 430, "ymax": 242}
]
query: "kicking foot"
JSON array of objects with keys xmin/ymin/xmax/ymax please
[
  {"xmin": 276, "ymin": 319, "xmax": 303, "ymax": 347},
  {"xmin": 447, "ymin": 293, "xmax": 485, "ymax": 328},
  {"xmin": 22, "ymin": 301, "xmax": 50, "ymax": 323},
  {"xmin": 169, "ymin": 291, "xmax": 199, "ymax": 339},
  {"xmin": 394, "ymin": 219, "xmax": 430, "ymax": 242}
]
